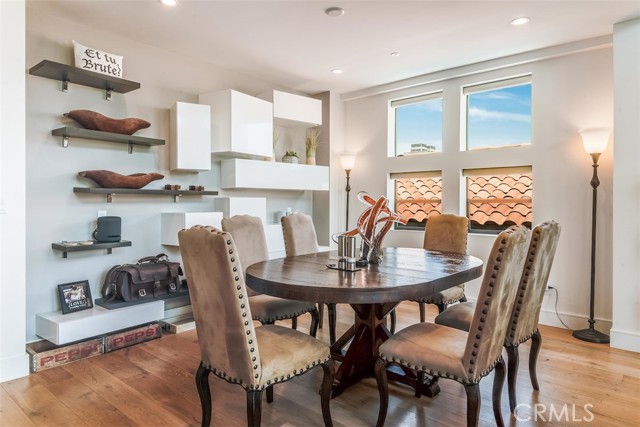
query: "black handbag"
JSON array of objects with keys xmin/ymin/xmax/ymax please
[{"xmin": 101, "ymin": 253, "xmax": 183, "ymax": 302}]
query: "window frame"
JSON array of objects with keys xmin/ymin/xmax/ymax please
[
  {"xmin": 390, "ymin": 170, "xmax": 443, "ymax": 231},
  {"xmin": 390, "ymin": 91, "xmax": 444, "ymax": 158}
]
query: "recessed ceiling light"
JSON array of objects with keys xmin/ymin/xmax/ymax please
[
  {"xmin": 511, "ymin": 17, "xmax": 530, "ymax": 26},
  {"xmin": 331, "ymin": 69, "xmax": 343, "ymax": 75},
  {"xmin": 325, "ymin": 7, "xmax": 345, "ymax": 17},
  {"xmin": 160, "ymin": 0, "xmax": 177, "ymax": 6},
  {"xmin": 390, "ymin": 52, "xmax": 400, "ymax": 57}
]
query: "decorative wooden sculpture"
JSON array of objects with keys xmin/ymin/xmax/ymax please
[
  {"xmin": 78, "ymin": 170, "xmax": 164, "ymax": 189},
  {"xmin": 64, "ymin": 110, "xmax": 150, "ymax": 135},
  {"xmin": 342, "ymin": 192, "xmax": 407, "ymax": 264}
]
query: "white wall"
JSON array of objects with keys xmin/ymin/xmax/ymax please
[
  {"xmin": 23, "ymin": 7, "xmax": 313, "ymax": 342},
  {"xmin": 342, "ymin": 41, "xmax": 615, "ymax": 332},
  {"xmin": 0, "ymin": 0, "xmax": 29, "ymax": 382},
  {"xmin": 611, "ymin": 18, "xmax": 640, "ymax": 352}
]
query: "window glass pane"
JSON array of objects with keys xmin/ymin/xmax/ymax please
[
  {"xmin": 465, "ymin": 167, "xmax": 532, "ymax": 233},
  {"xmin": 394, "ymin": 98, "xmax": 443, "ymax": 156},
  {"xmin": 466, "ymin": 82, "xmax": 531, "ymax": 150},
  {"xmin": 392, "ymin": 172, "xmax": 442, "ymax": 229}
]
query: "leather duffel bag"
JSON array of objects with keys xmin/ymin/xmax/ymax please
[{"xmin": 101, "ymin": 253, "xmax": 183, "ymax": 302}]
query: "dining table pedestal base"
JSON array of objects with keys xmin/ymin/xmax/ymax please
[{"xmin": 329, "ymin": 302, "xmax": 440, "ymax": 399}]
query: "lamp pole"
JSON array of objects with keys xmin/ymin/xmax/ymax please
[
  {"xmin": 573, "ymin": 136, "xmax": 610, "ymax": 343},
  {"xmin": 345, "ymin": 168, "xmax": 351, "ymax": 230}
]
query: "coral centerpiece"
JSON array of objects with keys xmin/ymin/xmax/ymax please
[{"xmin": 341, "ymin": 192, "xmax": 407, "ymax": 264}]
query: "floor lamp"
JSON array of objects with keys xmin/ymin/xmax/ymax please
[
  {"xmin": 572, "ymin": 128, "xmax": 610, "ymax": 344},
  {"xmin": 340, "ymin": 154, "xmax": 356, "ymax": 230}
]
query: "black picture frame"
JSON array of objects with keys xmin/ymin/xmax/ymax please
[{"xmin": 57, "ymin": 280, "xmax": 93, "ymax": 315}]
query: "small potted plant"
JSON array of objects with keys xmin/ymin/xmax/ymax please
[{"xmin": 282, "ymin": 150, "xmax": 299, "ymax": 164}]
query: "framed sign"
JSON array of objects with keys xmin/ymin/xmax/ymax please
[
  {"xmin": 72, "ymin": 40, "xmax": 123, "ymax": 78},
  {"xmin": 57, "ymin": 280, "xmax": 93, "ymax": 315}
]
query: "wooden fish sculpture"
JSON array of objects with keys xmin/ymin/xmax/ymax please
[
  {"xmin": 78, "ymin": 170, "xmax": 164, "ymax": 189},
  {"xmin": 64, "ymin": 110, "xmax": 150, "ymax": 135}
]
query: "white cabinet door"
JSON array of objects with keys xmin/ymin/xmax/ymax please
[
  {"xmin": 199, "ymin": 89, "xmax": 273, "ymax": 159},
  {"xmin": 260, "ymin": 90, "xmax": 322, "ymax": 127},
  {"xmin": 170, "ymin": 102, "xmax": 211, "ymax": 171}
]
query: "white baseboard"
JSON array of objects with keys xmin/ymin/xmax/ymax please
[
  {"xmin": 0, "ymin": 352, "xmax": 30, "ymax": 382},
  {"xmin": 610, "ymin": 329, "xmax": 640, "ymax": 353}
]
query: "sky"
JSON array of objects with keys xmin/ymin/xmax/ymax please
[{"xmin": 395, "ymin": 83, "xmax": 531, "ymax": 155}]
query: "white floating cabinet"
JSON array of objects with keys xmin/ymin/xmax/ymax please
[
  {"xmin": 170, "ymin": 102, "xmax": 211, "ymax": 171},
  {"xmin": 214, "ymin": 196, "xmax": 267, "ymax": 224},
  {"xmin": 260, "ymin": 90, "xmax": 322, "ymax": 128},
  {"xmin": 220, "ymin": 159, "xmax": 329, "ymax": 191},
  {"xmin": 199, "ymin": 89, "xmax": 273, "ymax": 159},
  {"xmin": 36, "ymin": 301, "xmax": 164, "ymax": 345},
  {"xmin": 161, "ymin": 212, "xmax": 223, "ymax": 246}
]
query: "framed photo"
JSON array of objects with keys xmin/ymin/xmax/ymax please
[{"xmin": 57, "ymin": 280, "xmax": 93, "ymax": 315}]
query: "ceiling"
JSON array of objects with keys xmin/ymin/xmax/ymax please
[{"xmin": 27, "ymin": 0, "xmax": 640, "ymax": 96}]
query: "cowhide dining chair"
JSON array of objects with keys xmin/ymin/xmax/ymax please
[
  {"xmin": 178, "ymin": 226, "xmax": 334, "ymax": 427},
  {"xmin": 281, "ymin": 212, "xmax": 339, "ymax": 344},
  {"xmin": 435, "ymin": 221, "xmax": 561, "ymax": 412},
  {"xmin": 222, "ymin": 215, "xmax": 319, "ymax": 337},
  {"xmin": 374, "ymin": 226, "xmax": 531, "ymax": 427}
]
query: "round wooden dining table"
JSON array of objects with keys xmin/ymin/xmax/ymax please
[{"xmin": 246, "ymin": 247, "xmax": 483, "ymax": 398}]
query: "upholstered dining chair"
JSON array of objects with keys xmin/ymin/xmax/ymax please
[
  {"xmin": 222, "ymin": 215, "xmax": 319, "ymax": 337},
  {"xmin": 374, "ymin": 226, "xmax": 531, "ymax": 427},
  {"xmin": 414, "ymin": 214, "xmax": 469, "ymax": 320},
  {"xmin": 281, "ymin": 212, "xmax": 339, "ymax": 344},
  {"xmin": 178, "ymin": 226, "xmax": 334, "ymax": 427},
  {"xmin": 435, "ymin": 221, "xmax": 561, "ymax": 413}
]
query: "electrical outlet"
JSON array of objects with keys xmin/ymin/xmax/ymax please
[
  {"xmin": 97, "ymin": 210, "xmax": 107, "ymax": 218},
  {"xmin": 545, "ymin": 284, "xmax": 555, "ymax": 295}
]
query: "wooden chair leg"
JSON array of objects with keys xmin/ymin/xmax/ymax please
[
  {"xmin": 374, "ymin": 358, "xmax": 390, "ymax": 427},
  {"xmin": 328, "ymin": 303, "xmax": 337, "ymax": 345},
  {"xmin": 390, "ymin": 309, "xmax": 396, "ymax": 334},
  {"xmin": 436, "ymin": 302, "xmax": 447, "ymax": 314},
  {"xmin": 464, "ymin": 383, "xmax": 481, "ymax": 427},
  {"xmin": 246, "ymin": 390, "xmax": 263, "ymax": 427},
  {"xmin": 320, "ymin": 359, "xmax": 335, "ymax": 427},
  {"xmin": 266, "ymin": 385, "xmax": 274, "ymax": 404},
  {"xmin": 506, "ymin": 345, "xmax": 519, "ymax": 413},
  {"xmin": 309, "ymin": 307, "xmax": 319, "ymax": 337},
  {"xmin": 419, "ymin": 302, "xmax": 426, "ymax": 322},
  {"xmin": 292, "ymin": 317, "xmax": 298, "ymax": 330},
  {"xmin": 459, "ymin": 294, "xmax": 467, "ymax": 303},
  {"xmin": 318, "ymin": 303, "xmax": 325, "ymax": 328},
  {"xmin": 492, "ymin": 357, "xmax": 506, "ymax": 427},
  {"xmin": 529, "ymin": 329, "xmax": 542, "ymax": 391},
  {"xmin": 195, "ymin": 363, "xmax": 212, "ymax": 427}
]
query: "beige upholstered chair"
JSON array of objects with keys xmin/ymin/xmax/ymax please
[
  {"xmin": 374, "ymin": 226, "xmax": 531, "ymax": 427},
  {"xmin": 281, "ymin": 213, "xmax": 339, "ymax": 344},
  {"xmin": 435, "ymin": 221, "xmax": 561, "ymax": 412},
  {"xmin": 414, "ymin": 214, "xmax": 469, "ymax": 320},
  {"xmin": 222, "ymin": 215, "xmax": 319, "ymax": 336},
  {"xmin": 178, "ymin": 226, "xmax": 334, "ymax": 427}
]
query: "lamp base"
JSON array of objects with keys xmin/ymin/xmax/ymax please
[{"xmin": 572, "ymin": 327, "xmax": 610, "ymax": 344}]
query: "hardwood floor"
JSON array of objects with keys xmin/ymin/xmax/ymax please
[{"xmin": 2, "ymin": 302, "xmax": 639, "ymax": 426}]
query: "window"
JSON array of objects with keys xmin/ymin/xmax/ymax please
[
  {"xmin": 391, "ymin": 171, "xmax": 442, "ymax": 230},
  {"xmin": 392, "ymin": 92, "xmax": 443, "ymax": 157},
  {"xmin": 464, "ymin": 167, "xmax": 532, "ymax": 233},
  {"xmin": 464, "ymin": 76, "xmax": 531, "ymax": 150}
]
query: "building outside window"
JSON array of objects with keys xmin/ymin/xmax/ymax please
[
  {"xmin": 391, "ymin": 92, "xmax": 443, "ymax": 157},
  {"xmin": 391, "ymin": 171, "xmax": 442, "ymax": 230},
  {"xmin": 464, "ymin": 166, "xmax": 533, "ymax": 233},
  {"xmin": 464, "ymin": 75, "xmax": 532, "ymax": 150}
]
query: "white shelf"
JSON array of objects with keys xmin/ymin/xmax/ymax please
[
  {"xmin": 260, "ymin": 90, "xmax": 322, "ymax": 127},
  {"xmin": 161, "ymin": 212, "xmax": 223, "ymax": 246},
  {"xmin": 220, "ymin": 159, "xmax": 329, "ymax": 191},
  {"xmin": 36, "ymin": 300, "xmax": 164, "ymax": 345}
]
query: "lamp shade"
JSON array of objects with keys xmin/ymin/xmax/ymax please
[
  {"xmin": 340, "ymin": 154, "xmax": 356, "ymax": 171},
  {"xmin": 579, "ymin": 128, "xmax": 610, "ymax": 154}
]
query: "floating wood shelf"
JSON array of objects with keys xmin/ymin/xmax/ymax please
[
  {"xmin": 51, "ymin": 240, "xmax": 132, "ymax": 258},
  {"xmin": 73, "ymin": 187, "xmax": 219, "ymax": 203},
  {"xmin": 52, "ymin": 127, "xmax": 164, "ymax": 153},
  {"xmin": 29, "ymin": 60, "xmax": 140, "ymax": 100}
]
